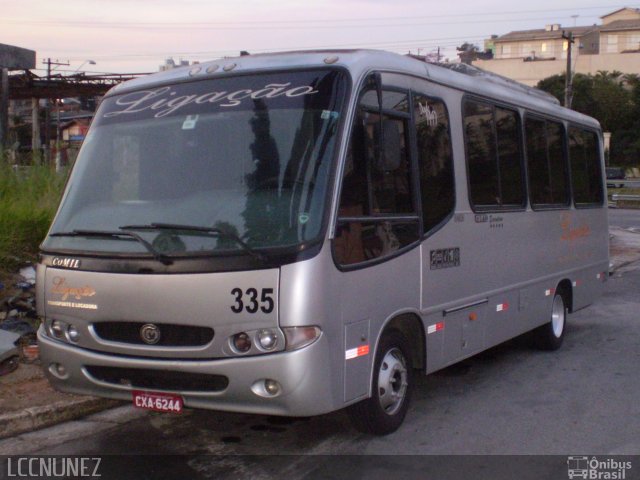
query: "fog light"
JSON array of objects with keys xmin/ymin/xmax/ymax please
[
  {"xmin": 264, "ymin": 379, "xmax": 281, "ymax": 396},
  {"xmin": 250, "ymin": 378, "xmax": 282, "ymax": 398},
  {"xmin": 257, "ymin": 329, "xmax": 278, "ymax": 351},
  {"xmin": 232, "ymin": 332, "xmax": 251, "ymax": 353},
  {"xmin": 67, "ymin": 325, "xmax": 80, "ymax": 343},
  {"xmin": 51, "ymin": 320, "xmax": 64, "ymax": 339},
  {"xmin": 48, "ymin": 362, "xmax": 68, "ymax": 379}
]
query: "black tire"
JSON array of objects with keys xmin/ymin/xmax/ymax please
[
  {"xmin": 532, "ymin": 293, "xmax": 566, "ymax": 351},
  {"xmin": 347, "ymin": 329, "xmax": 412, "ymax": 435}
]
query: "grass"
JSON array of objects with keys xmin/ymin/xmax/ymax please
[
  {"xmin": 0, "ymin": 158, "xmax": 68, "ymax": 273},
  {"xmin": 608, "ymin": 186, "xmax": 640, "ymax": 194}
]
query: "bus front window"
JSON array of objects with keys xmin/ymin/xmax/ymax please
[{"xmin": 43, "ymin": 69, "xmax": 347, "ymax": 257}]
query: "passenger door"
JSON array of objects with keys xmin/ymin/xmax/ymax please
[
  {"xmin": 334, "ymin": 75, "xmax": 421, "ymax": 402},
  {"xmin": 413, "ymin": 90, "xmax": 489, "ymax": 368}
]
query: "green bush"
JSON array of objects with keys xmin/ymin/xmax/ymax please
[{"xmin": 0, "ymin": 158, "xmax": 68, "ymax": 272}]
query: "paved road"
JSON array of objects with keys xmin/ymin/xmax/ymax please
[
  {"xmin": 2, "ymin": 260, "xmax": 639, "ymax": 478},
  {"xmin": 608, "ymin": 207, "xmax": 640, "ymax": 229},
  {"xmin": 609, "ymin": 179, "xmax": 640, "ymax": 188}
]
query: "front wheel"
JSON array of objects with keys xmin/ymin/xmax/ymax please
[
  {"xmin": 347, "ymin": 329, "xmax": 412, "ymax": 435},
  {"xmin": 532, "ymin": 293, "xmax": 566, "ymax": 350}
]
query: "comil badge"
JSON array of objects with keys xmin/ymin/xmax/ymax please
[
  {"xmin": 52, "ymin": 257, "xmax": 81, "ymax": 269},
  {"xmin": 140, "ymin": 324, "xmax": 161, "ymax": 345}
]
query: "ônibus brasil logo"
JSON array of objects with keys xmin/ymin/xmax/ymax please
[{"xmin": 567, "ymin": 456, "xmax": 632, "ymax": 479}]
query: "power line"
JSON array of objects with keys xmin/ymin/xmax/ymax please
[
  {"xmin": 50, "ymin": 27, "xmax": 640, "ymax": 65},
  {"xmin": 0, "ymin": 15, "xmax": 612, "ymax": 31},
  {"xmin": 44, "ymin": 37, "xmax": 490, "ymax": 64},
  {"xmin": 2, "ymin": 4, "xmax": 634, "ymax": 27}
]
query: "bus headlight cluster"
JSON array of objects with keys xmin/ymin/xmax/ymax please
[
  {"xmin": 228, "ymin": 328, "xmax": 283, "ymax": 355},
  {"xmin": 48, "ymin": 319, "xmax": 80, "ymax": 343}
]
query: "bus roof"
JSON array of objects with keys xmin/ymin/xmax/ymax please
[{"xmin": 108, "ymin": 49, "xmax": 600, "ymax": 129}]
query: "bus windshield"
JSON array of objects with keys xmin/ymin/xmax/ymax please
[{"xmin": 43, "ymin": 69, "xmax": 347, "ymax": 257}]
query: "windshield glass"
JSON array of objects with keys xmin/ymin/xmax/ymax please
[{"xmin": 43, "ymin": 69, "xmax": 347, "ymax": 256}]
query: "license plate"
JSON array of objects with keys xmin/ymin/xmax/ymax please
[{"xmin": 132, "ymin": 390, "xmax": 183, "ymax": 413}]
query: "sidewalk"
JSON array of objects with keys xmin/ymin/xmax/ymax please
[
  {"xmin": 0, "ymin": 225, "xmax": 639, "ymax": 440},
  {"xmin": 0, "ymin": 364, "xmax": 121, "ymax": 439}
]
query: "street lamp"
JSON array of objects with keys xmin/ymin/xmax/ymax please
[{"xmin": 74, "ymin": 60, "xmax": 96, "ymax": 72}]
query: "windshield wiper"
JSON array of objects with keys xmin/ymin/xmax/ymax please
[
  {"xmin": 119, "ymin": 223, "xmax": 267, "ymax": 262},
  {"xmin": 49, "ymin": 229, "xmax": 173, "ymax": 265}
]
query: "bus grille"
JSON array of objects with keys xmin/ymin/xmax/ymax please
[
  {"xmin": 84, "ymin": 366, "xmax": 228, "ymax": 392},
  {"xmin": 93, "ymin": 322, "xmax": 214, "ymax": 347}
]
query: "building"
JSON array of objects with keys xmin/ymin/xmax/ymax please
[
  {"xmin": 473, "ymin": 8, "xmax": 640, "ymax": 86},
  {"xmin": 61, "ymin": 118, "xmax": 91, "ymax": 144},
  {"xmin": 159, "ymin": 58, "xmax": 192, "ymax": 71},
  {"xmin": 600, "ymin": 8, "xmax": 640, "ymax": 53}
]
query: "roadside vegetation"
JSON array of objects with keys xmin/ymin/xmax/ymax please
[
  {"xmin": 0, "ymin": 156, "xmax": 67, "ymax": 275},
  {"xmin": 537, "ymin": 71, "xmax": 640, "ymax": 168}
]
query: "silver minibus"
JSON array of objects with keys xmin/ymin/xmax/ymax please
[{"xmin": 37, "ymin": 50, "xmax": 608, "ymax": 434}]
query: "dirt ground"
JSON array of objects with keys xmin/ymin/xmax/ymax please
[
  {"xmin": 609, "ymin": 226, "xmax": 640, "ymax": 269},
  {"xmin": 0, "ymin": 363, "xmax": 79, "ymax": 414}
]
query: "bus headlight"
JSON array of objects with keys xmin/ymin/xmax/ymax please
[
  {"xmin": 283, "ymin": 326, "xmax": 322, "ymax": 351},
  {"xmin": 67, "ymin": 325, "xmax": 80, "ymax": 343},
  {"xmin": 256, "ymin": 329, "xmax": 278, "ymax": 351},
  {"xmin": 232, "ymin": 332, "xmax": 252, "ymax": 353},
  {"xmin": 50, "ymin": 320, "xmax": 65, "ymax": 339}
]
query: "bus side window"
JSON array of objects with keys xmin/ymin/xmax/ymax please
[
  {"xmin": 463, "ymin": 99, "xmax": 524, "ymax": 210},
  {"xmin": 569, "ymin": 127, "xmax": 603, "ymax": 206},
  {"xmin": 334, "ymin": 89, "xmax": 420, "ymax": 266},
  {"xmin": 414, "ymin": 95, "xmax": 455, "ymax": 232},
  {"xmin": 368, "ymin": 113, "xmax": 413, "ymax": 214},
  {"xmin": 526, "ymin": 116, "xmax": 570, "ymax": 207}
]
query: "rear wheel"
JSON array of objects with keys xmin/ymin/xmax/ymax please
[
  {"xmin": 532, "ymin": 293, "xmax": 566, "ymax": 350},
  {"xmin": 347, "ymin": 329, "xmax": 412, "ymax": 435}
]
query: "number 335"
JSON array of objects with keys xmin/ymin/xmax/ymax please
[{"xmin": 230, "ymin": 288, "xmax": 274, "ymax": 314}]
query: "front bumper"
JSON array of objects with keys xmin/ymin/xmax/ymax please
[{"xmin": 38, "ymin": 327, "xmax": 337, "ymax": 417}]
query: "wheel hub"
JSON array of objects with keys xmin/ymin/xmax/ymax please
[
  {"xmin": 378, "ymin": 347, "xmax": 408, "ymax": 415},
  {"xmin": 551, "ymin": 295, "xmax": 566, "ymax": 338}
]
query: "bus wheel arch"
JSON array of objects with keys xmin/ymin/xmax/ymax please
[
  {"xmin": 556, "ymin": 279, "xmax": 573, "ymax": 313},
  {"xmin": 386, "ymin": 313, "xmax": 425, "ymax": 370}
]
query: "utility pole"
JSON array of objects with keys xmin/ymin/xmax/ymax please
[
  {"xmin": 562, "ymin": 31, "xmax": 575, "ymax": 108},
  {"xmin": 42, "ymin": 58, "xmax": 69, "ymax": 165},
  {"xmin": 0, "ymin": 68, "xmax": 8, "ymax": 151},
  {"xmin": 437, "ymin": 47, "xmax": 441, "ymax": 62}
]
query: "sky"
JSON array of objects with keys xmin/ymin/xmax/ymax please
[{"xmin": 2, "ymin": 0, "xmax": 639, "ymax": 76}]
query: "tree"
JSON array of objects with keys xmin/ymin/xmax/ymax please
[
  {"xmin": 456, "ymin": 43, "xmax": 481, "ymax": 65},
  {"xmin": 537, "ymin": 72, "xmax": 638, "ymax": 166}
]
